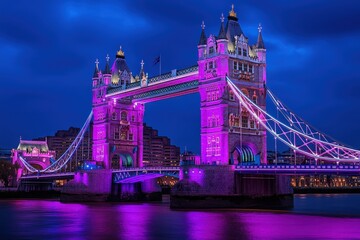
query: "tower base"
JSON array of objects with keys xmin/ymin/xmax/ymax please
[{"xmin": 170, "ymin": 165, "xmax": 293, "ymax": 209}]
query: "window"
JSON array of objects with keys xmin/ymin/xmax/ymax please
[
  {"xmin": 249, "ymin": 65, "xmax": 253, "ymax": 73},
  {"xmin": 215, "ymin": 137, "xmax": 220, "ymax": 156},
  {"xmin": 233, "ymin": 61, "xmax": 238, "ymax": 70},
  {"xmin": 209, "ymin": 46, "xmax": 215, "ymax": 54},
  {"xmin": 243, "ymin": 49, "xmax": 247, "ymax": 57},
  {"xmin": 120, "ymin": 131, "xmax": 127, "ymax": 140},
  {"xmin": 252, "ymin": 95, "xmax": 257, "ymax": 104},
  {"xmin": 112, "ymin": 112, "xmax": 117, "ymax": 120},
  {"xmin": 242, "ymin": 116, "xmax": 249, "ymax": 128},
  {"xmin": 237, "ymin": 47, "xmax": 242, "ymax": 55},
  {"xmin": 131, "ymin": 115, "xmax": 135, "ymax": 122},
  {"xmin": 250, "ymin": 118, "xmax": 255, "ymax": 129},
  {"xmin": 234, "ymin": 116, "xmax": 240, "ymax": 127},
  {"xmin": 121, "ymin": 111, "xmax": 127, "ymax": 121},
  {"xmin": 229, "ymin": 90, "xmax": 235, "ymax": 101},
  {"xmin": 209, "ymin": 62, "xmax": 213, "ymax": 69},
  {"xmin": 244, "ymin": 64, "xmax": 248, "ymax": 72},
  {"xmin": 114, "ymin": 128, "xmax": 120, "ymax": 140},
  {"xmin": 128, "ymin": 133, "xmax": 133, "ymax": 141}
]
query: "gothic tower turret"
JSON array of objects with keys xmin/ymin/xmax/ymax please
[
  {"xmin": 103, "ymin": 54, "xmax": 111, "ymax": 85},
  {"xmin": 254, "ymin": 24, "xmax": 266, "ymax": 83},
  {"xmin": 198, "ymin": 4, "xmax": 267, "ymax": 166}
]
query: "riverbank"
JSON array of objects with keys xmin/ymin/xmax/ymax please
[
  {"xmin": 2, "ymin": 187, "xmax": 360, "ymax": 200},
  {"xmin": 0, "ymin": 189, "xmax": 60, "ymax": 199},
  {"xmin": 293, "ymin": 187, "xmax": 360, "ymax": 194}
]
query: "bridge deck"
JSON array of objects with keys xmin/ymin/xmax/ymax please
[{"xmin": 20, "ymin": 165, "xmax": 360, "ymax": 181}]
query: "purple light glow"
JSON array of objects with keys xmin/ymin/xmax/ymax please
[{"xmin": 4, "ymin": 196, "xmax": 360, "ymax": 239}]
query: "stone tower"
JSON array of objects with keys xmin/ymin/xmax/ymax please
[
  {"xmin": 92, "ymin": 48, "xmax": 145, "ymax": 169},
  {"xmin": 198, "ymin": 5, "xmax": 267, "ymax": 165}
]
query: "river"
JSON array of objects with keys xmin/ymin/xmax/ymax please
[{"xmin": 1, "ymin": 194, "xmax": 360, "ymax": 239}]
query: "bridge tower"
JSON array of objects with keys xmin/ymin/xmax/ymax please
[
  {"xmin": 92, "ymin": 48, "xmax": 144, "ymax": 169},
  {"xmin": 198, "ymin": 5, "xmax": 267, "ymax": 165}
]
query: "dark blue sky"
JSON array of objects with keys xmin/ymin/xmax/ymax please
[{"xmin": 1, "ymin": 0, "xmax": 360, "ymax": 154}]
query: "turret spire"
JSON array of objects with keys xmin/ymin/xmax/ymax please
[
  {"xmin": 256, "ymin": 23, "xmax": 266, "ymax": 49},
  {"xmin": 198, "ymin": 21, "xmax": 207, "ymax": 45},
  {"xmin": 116, "ymin": 46, "xmax": 125, "ymax": 59},
  {"xmin": 93, "ymin": 58, "xmax": 100, "ymax": 78},
  {"xmin": 218, "ymin": 13, "xmax": 227, "ymax": 39},
  {"xmin": 139, "ymin": 60, "xmax": 145, "ymax": 79},
  {"xmin": 228, "ymin": 4, "xmax": 238, "ymax": 20},
  {"xmin": 104, "ymin": 54, "xmax": 111, "ymax": 74}
]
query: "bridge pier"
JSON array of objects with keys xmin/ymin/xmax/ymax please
[
  {"xmin": 171, "ymin": 165, "xmax": 293, "ymax": 209},
  {"xmin": 110, "ymin": 179, "xmax": 162, "ymax": 201},
  {"xmin": 61, "ymin": 169, "xmax": 112, "ymax": 202}
]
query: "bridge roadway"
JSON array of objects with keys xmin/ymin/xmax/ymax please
[{"xmin": 20, "ymin": 165, "xmax": 360, "ymax": 182}]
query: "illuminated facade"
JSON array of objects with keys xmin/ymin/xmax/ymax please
[
  {"xmin": 198, "ymin": 6, "xmax": 267, "ymax": 165},
  {"xmin": 92, "ymin": 5, "xmax": 267, "ymax": 169},
  {"xmin": 12, "ymin": 139, "xmax": 55, "ymax": 178}
]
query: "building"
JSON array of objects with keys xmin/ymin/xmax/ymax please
[
  {"xmin": 34, "ymin": 127, "xmax": 92, "ymax": 171},
  {"xmin": 180, "ymin": 150, "xmax": 201, "ymax": 166},
  {"xmin": 143, "ymin": 124, "xmax": 180, "ymax": 167},
  {"xmin": 12, "ymin": 139, "xmax": 55, "ymax": 178},
  {"xmin": 91, "ymin": 5, "xmax": 267, "ymax": 168}
]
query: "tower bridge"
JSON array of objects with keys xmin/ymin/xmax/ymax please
[
  {"xmin": 91, "ymin": 5, "xmax": 267, "ymax": 170},
  {"xmin": 14, "ymin": 5, "xmax": 360, "ymax": 207}
]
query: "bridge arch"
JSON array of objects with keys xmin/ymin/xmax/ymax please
[
  {"xmin": 111, "ymin": 152, "xmax": 134, "ymax": 169},
  {"xmin": 230, "ymin": 142, "xmax": 259, "ymax": 165}
]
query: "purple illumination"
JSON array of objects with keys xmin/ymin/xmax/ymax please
[
  {"xmin": 4, "ymin": 195, "xmax": 360, "ymax": 239},
  {"xmin": 92, "ymin": 11, "xmax": 267, "ymax": 167}
]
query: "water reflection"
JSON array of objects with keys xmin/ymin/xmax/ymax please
[{"xmin": 1, "ymin": 194, "xmax": 360, "ymax": 240}]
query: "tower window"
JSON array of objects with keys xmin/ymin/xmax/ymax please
[
  {"xmin": 229, "ymin": 90, "xmax": 235, "ymax": 101},
  {"xmin": 252, "ymin": 95, "xmax": 257, "ymax": 104},
  {"xmin": 114, "ymin": 128, "xmax": 120, "ymax": 140},
  {"xmin": 242, "ymin": 116, "xmax": 249, "ymax": 128},
  {"xmin": 243, "ymin": 49, "xmax": 247, "ymax": 57},
  {"xmin": 233, "ymin": 61, "xmax": 238, "ymax": 70},
  {"xmin": 121, "ymin": 111, "xmax": 128, "ymax": 121},
  {"xmin": 250, "ymin": 118, "xmax": 255, "ymax": 129},
  {"xmin": 209, "ymin": 46, "xmax": 215, "ymax": 54},
  {"xmin": 209, "ymin": 62, "xmax": 213, "ymax": 69},
  {"xmin": 112, "ymin": 112, "xmax": 117, "ymax": 120}
]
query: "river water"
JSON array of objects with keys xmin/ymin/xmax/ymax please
[{"xmin": 1, "ymin": 194, "xmax": 360, "ymax": 240}]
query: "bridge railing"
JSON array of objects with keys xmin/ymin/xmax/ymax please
[
  {"xmin": 107, "ymin": 65, "xmax": 198, "ymax": 94},
  {"xmin": 112, "ymin": 166, "xmax": 180, "ymax": 172},
  {"xmin": 235, "ymin": 164, "xmax": 360, "ymax": 171}
]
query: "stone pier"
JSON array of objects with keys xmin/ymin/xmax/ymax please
[
  {"xmin": 110, "ymin": 178, "xmax": 162, "ymax": 201},
  {"xmin": 170, "ymin": 165, "xmax": 293, "ymax": 209},
  {"xmin": 61, "ymin": 169, "xmax": 112, "ymax": 202}
]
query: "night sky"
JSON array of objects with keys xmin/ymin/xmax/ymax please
[{"xmin": 1, "ymin": 0, "xmax": 360, "ymax": 154}]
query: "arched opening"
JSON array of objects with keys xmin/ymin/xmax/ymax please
[
  {"xmin": 28, "ymin": 163, "xmax": 44, "ymax": 170},
  {"xmin": 111, "ymin": 154, "xmax": 120, "ymax": 169},
  {"xmin": 231, "ymin": 146, "xmax": 255, "ymax": 165},
  {"xmin": 120, "ymin": 153, "xmax": 133, "ymax": 167}
]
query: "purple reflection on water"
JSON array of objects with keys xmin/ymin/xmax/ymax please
[{"xmin": 1, "ymin": 195, "xmax": 360, "ymax": 240}]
